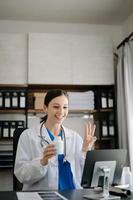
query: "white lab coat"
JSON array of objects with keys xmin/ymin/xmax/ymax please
[{"xmin": 14, "ymin": 124, "xmax": 85, "ymax": 191}]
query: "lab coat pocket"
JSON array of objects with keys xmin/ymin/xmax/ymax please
[{"xmin": 48, "ymin": 156, "xmax": 58, "ymax": 190}]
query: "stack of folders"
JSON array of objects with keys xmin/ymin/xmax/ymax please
[
  {"xmin": 0, "ymin": 121, "xmax": 25, "ymax": 139},
  {"xmin": 68, "ymin": 91, "xmax": 95, "ymax": 110},
  {"xmin": 0, "ymin": 90, "xmax": 26, "ymax": 109}
]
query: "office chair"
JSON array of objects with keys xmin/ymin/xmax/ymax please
[{"xmin": 13, "ymin": 128, "xmax": 26, "ymax": 191}]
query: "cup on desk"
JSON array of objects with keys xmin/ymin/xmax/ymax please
[{"xmin": 121, "ymin": 167, "xmax": 133, "ymax": 191}]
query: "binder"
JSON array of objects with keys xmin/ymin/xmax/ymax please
[
  {"xmin": 101, "ymin": 120, "xmax": 108, "ymax": 137},
  {"xmin": 0, "ymin": 92, "xmax": 3, "ymax": 108},
  {"xmin": 12, "ymin": 92, "xmax": 19, "ymax": 108},
  {"xmin": 109, "ymin": 120, "xmax": 115, "ymax": 136},
  {"xmin": 0, "ymin": 121, "xmax": 2, "ymax": 139},
  {"xmin": 16, "ymin": 121, "xmax": 24, "ymax": 129},
  {"xmin": 108, "ymin": 90, "xmax": 114, "ymax": 108},
  {"xmin": 19, "ymin": 91, "xmax": 26, "ymax": 108},
  {"xmin": 4, "ymin": 91, "xmax": 11, "ymax": 108},
  {"xmin": 2, "ymin": 121, "xmax": 10, "ymax": 138},
  {"xmin": 101, "ymin": 91, "xmax": 107, "ymax": 108},
  {"xmin": 10, "ymin": 121, "xmax": 16, "ymax": 138}
]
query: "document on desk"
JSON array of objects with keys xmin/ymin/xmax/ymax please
[
  {"xmin": 17, "ymin": 191, "xmax": 68, "ymax": 200},
  {"xmin": 17, "ymin": 192, "xmax": 42, "ymax": 200}
]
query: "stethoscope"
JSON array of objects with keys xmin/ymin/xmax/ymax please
[{"xmin": 39, "ymin": 122, "xmax": 66, "ymax": 157}]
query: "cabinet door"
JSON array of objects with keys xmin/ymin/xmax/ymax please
[
  {"xmin": 71, "ymin": 35, "xmax": 114, "ymax": 85},
  {"xmin": 28, "ymin": 33, "xmax": 72, "ymax": 84},
  {"xmin": 28, "ymin": 33, "xmax": 114, "ymax": 85},
  {"xmin": 0, "ymin": 34, "xmax": 27, "ymax": 84}
]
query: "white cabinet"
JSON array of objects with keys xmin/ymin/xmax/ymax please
[
  {"xmin": 0, "ymin": 34, "xmax": 28, "ymax": 84},
  {"xmin": 71, "ymin": 35, "xmax": 114, "ymax": 85},
  {"xmin": 28, "ymin": 33, "xmax": 114, "ymax": 85},
  {"xmin": 0, "ymin": 33, "xmax": 114, "ymax": 85},
  {"xmin": 28, "ymin": 33, "xmax": 72, "ymax": 84}
]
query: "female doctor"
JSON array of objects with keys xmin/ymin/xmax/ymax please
[{"xmin": 14, "ymin": 89, "xmax": 96, "ymax": 191}]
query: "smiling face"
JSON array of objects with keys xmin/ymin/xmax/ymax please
[{"xmin": 44, "ymin": 95, "xmax": 69, "ymax": 126}]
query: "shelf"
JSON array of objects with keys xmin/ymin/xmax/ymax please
[
  {"xmin": 0, "ymin": 140, "xmax": 13, "ymax": 152},
  {"xmin": 69, "ymin": 109, "xmax": 97, "ymax": 114},
  {"xmin": 28, "ymin": 109, "xmax": 113, "ymax": 114},
  {"xmin": 0, "ymin": 139, "xmax": 13, "ymax": 144},
  {"xmin": 0, "ymin": 109, "xmax": 26, "ymax": 114},
  {"xmin": 28, "ymin": 109, "xmax": 43, "ymax": 113},
  {"xmin": 0, "ymin": 84, "xmax": 117, "ymax": 149},
  {"xmin": 101, "ymin": 137, "xmax": 115, "ymax": 140},
  {"xmin": 99, "ymin": 108, "xmax": 114, "ymax": 112},
  {"xmin": 0, "ymin": 150, "xmax": 13, "ymax": 169},
  {"xmin": 0, "ymin": 165, "xmax": 13, "ymax": 169},
  {"xmin": 28, "ymin": 109, "xmax": 97, "ymax": 114},
  {"xmin": 28, "ymin": 84, "xmax": 98, "ymax": 91},
  {"xmin": 0, "ymin": 84, "xmax": 28, "ymax": 88}
]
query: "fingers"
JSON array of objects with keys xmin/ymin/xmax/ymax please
[
  {"xmin": 83, "ymin": 121, "xmax": 96, "ymax": 152},
  {"xmin": 44, "ymin": 144, "xmax": 56, "ymax": 158},
  {"xmin": 92, "ymin": 124, "xmax": 96, "ymax": 137},
  {"xmin": 85, "ymin": 121, "xmax": 96, "ymax": 137},
  {"xmin": 41, "ymin": 144, "xmax": 56, "ymax": 165},
  {"xmin": 85, "ymin": 122, "xmax": 89, "ymax": 138}
]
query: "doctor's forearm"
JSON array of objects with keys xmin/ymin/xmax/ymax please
[{"xmin": 15, "ymin": 159, "xmax": 48, "ymax": 184}]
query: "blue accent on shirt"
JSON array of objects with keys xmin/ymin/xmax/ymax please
[
  {"xmin": 46, "ymin": 127, "xmax": 75, "ymax": 190},
  {"xmin": 46, "ymin": 128, "xmax": 62, "ymax": 141},
  {"xmin": 58, "ymin": 154, "xmax": 75, "ymax": 190}
]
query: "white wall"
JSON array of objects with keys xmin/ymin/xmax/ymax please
[
  {"xmin": 122, "ymin": 12, "xmax": 133, "ymax": 37},
  {"xmin": 0, "ymin": 20, "xmax": 122, "ymax": 50}
]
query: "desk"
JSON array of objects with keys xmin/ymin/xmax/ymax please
[
  {"xmin": 60, "ymin": 189, "xmax": 131, "ymax": 200},
  {"xmin": 0, "ymin": 191, "xmax": 17, "ymax": 200},
  {"xmin": 0, "ymin": 189, "xmax": 132, "ymax": 200}
]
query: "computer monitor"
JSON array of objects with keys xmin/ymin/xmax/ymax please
[
  {"xmin": 81, "ymin": 149, "xmax": 127, "ymax": 188},
  {"xmin": 91, "ymin": 161, "xmax": 116, "ymax": 188}
]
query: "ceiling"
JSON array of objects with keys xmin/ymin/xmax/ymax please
[{"xmin": 0, "ymin": 0, "xmax": 133, "ymax": 25}]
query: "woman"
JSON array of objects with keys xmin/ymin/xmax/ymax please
[{"xmin": 14, "ymin": 89, "xmax": 96, "ymax": 191}]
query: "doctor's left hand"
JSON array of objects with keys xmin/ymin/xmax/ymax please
[{"xmin": 82, "ymin": 121, "xmax": 96, "ymax": 152}]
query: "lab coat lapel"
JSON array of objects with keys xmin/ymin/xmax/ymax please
[
  {"xmin": 41, "ymin": 125, "xmax": 53, "ymax": 144},
  {"xmin": 61, "ymin": 126, "xmax": 73, "ymax": 163}
]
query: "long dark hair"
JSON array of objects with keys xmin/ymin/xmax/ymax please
[{"xmin": 40, "ymin": 89, "xmax": 69, "ymax": 123}]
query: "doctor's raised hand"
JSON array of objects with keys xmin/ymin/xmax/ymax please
[{"xmin": 82, "ymin": 121, "xmax": 96, "ymax": 152}]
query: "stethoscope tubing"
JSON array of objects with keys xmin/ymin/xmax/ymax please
[{"xmin": 39, "ymin": 122, "xmax": 66, "ymax": 156}]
